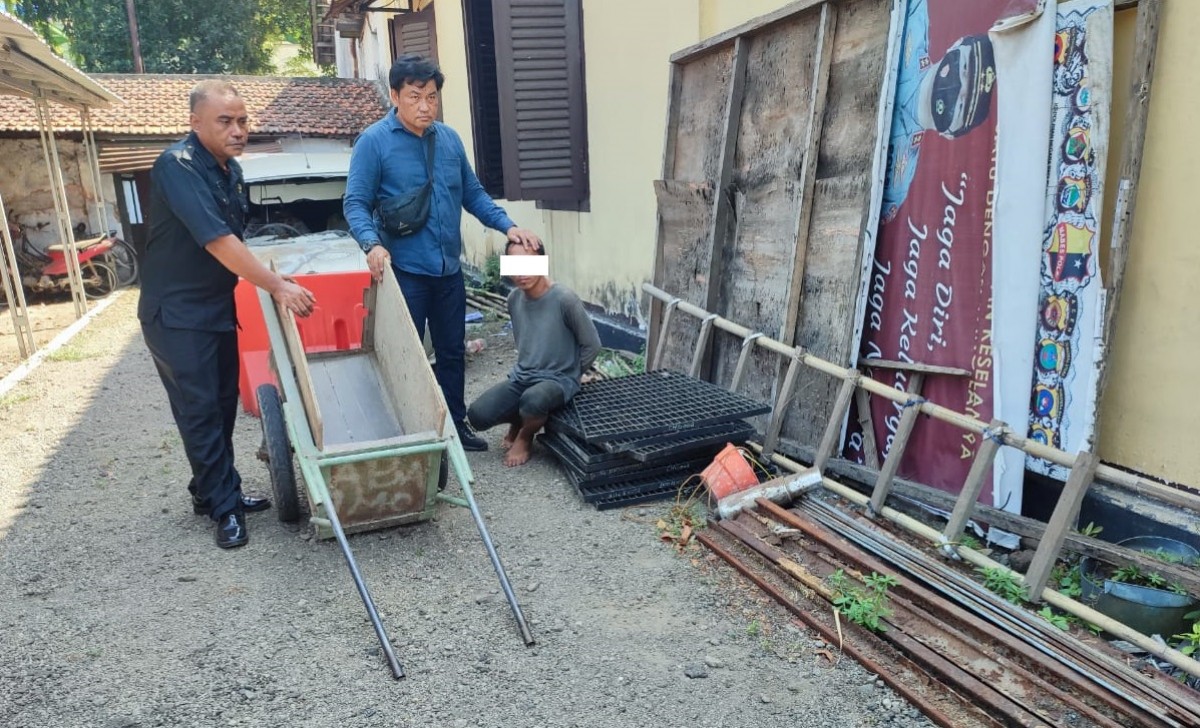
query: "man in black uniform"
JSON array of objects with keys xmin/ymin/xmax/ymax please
[{"xmin": 139, "ymin": 80, "xmax": 316, "ymax": 549}]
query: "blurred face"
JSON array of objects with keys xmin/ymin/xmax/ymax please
[
  {"xmin": 390, "ymin": 80, "xmax": 439, "ymax": 135},
  {"xmin": 506, "ymin": 245, "xmax": 544, "ymax": 292},
  {"xmin": 190, "ymin": 93, "xmax": 249, "ymax": 166}
]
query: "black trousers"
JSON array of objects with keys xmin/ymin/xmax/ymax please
[
  {"xmin": 395, "ymin": 267, "xmax": 468, "ymax": 425},
  {"xmin": 142, "ymin": 319, "xmax": 242, "ymax": 520}
]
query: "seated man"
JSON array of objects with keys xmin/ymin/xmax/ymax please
[{"xmin": 467, "ymin": 241, "xmax": 601, "ymax": 467}]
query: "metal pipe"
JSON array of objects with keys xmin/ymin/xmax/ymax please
[
  {"xmin": 0, "ymin": 194, "xmax": 35, "ymax": 358},
  {"xmin": 794, "ymin": 498, "xmax": 1188, "ymax": 727},
  {"xmin": 435, "ymin": 493, "xmax": 469, "ymax": 508},
  {"xmin": 642, "ymin": 282, "xmax": 1200, "ymax": 512},
  {"xmin": 297, "ymin": 456, "xmax": 404, "ymax": 679},
  {"xmin": 446, "ymin": 440, "xmax": 535, "ymax": 646},
  {"xmin": 694, "ymin": 527, "xmax": 972, "ymax": 728},
  {"xmin": 33, "ymin": 94, "xmax": 87, "ymax": 318},
  {"xmin": 717, "ymin": 518, "xmax": 1053, "ymax": 726},
  {"xmin": 317, "ymin": 441, "xmax": 445, "ymax": 467},
  {"xmin": 760, "ymin": 499, "xmax": 1173, "ymax": 728},
  {"xmin": 744, "ymin": 442, "xmax": 1200, "ymax": 681}
]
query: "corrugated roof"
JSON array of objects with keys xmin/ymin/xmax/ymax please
[
  {"xmin": 0, "ymin": 74, "xmax": 388, "ymax": 137},
  {"xmin": 0, "ymin": 12, "xmax": 120, "ymax": 108}
]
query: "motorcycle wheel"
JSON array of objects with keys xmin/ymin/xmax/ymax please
[
  {"xmin": 81, "ymin": 259, "xmax": 117, "ymax": 300},
  {"xmin": 106, "ymin": 238, "xmax": 139, "ymax": 287}
]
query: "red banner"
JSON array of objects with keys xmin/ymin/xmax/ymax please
[{"xmin": 847, "ymin": 0, "xmax": 1042, "ymax": 508}]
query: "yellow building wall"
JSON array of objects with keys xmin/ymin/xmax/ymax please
[
  {"xmin": 435, "ymin": 0, "xmax": 702, "ymax": 322},
  {"xmin": 1096, "ymin": 3, "xmax": 1200, "ymax": 488},
  {"xmin": 698, "ymin": 0, "xmax": 793, "ymax": 35}
]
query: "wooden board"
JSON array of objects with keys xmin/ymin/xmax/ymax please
[
  {"xmin": 651, "ymin": 180, "xmax": 713, "ymax": 371},
  {"xmin": 711, "ymin": 11, "xmax": 821, "ymax": 406},
  {"xmin": 651, "ymin": 0, "xmax": 896, "ymax": 459},
  {"xmin": 371, "ymin": 267, "xmax": 446, "ymax": 436},
  {"xmin": 277, "ymin": 300, "xmax": 324, "ymax": 451},
  {"xmin": 781, "ymin": 0, "xmax": 893, "ymax": 448},
  {"xmin": 308, "ymin": 352, "xmax": 404, "ymax": 448},
  {"xmin": 649, "ymin": 47, "xmax": 733, "ymax": 370}
]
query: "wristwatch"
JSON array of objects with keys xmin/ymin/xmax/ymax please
[{"xmin": 359, "ymin": 240, "xmax": 381, "ymax": 254}]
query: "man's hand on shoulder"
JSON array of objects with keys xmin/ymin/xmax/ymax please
[
  {"xmin": 506, "ymin": 226, "xmax": 542, "ymax": 252},
  {"xmin": 272, "ymin": 275, "xmax": 316, "ymax": 318}
]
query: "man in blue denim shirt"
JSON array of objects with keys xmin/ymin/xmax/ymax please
[{"xmin": 345, "ymin": 55, "xmax": 540, "ymax": 451}]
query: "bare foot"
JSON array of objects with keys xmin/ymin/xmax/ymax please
[
  {"xmin": 504, "ymin": 437, "xmax": 533, "ymax": 467},
  {"xmin": 502, "ymin": 423, "xmax": 520, "ymax": 451}
]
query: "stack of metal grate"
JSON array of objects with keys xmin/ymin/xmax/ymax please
[{"xmin": 540, "ymin": 370, "xmax": 769, "ymax": 510}]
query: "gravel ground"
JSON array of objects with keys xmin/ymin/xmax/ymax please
[
  {"xmin": 0, "ymin": 296, "xmax": 85, "ymax": 377},
  {"xmin": 0, "ymin": 291, "xmax": 924, "ymax": 728}
]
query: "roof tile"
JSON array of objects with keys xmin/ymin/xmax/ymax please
[{"xmin": 0, "ymin": 73, "xmax": 388, "ymax": 138}]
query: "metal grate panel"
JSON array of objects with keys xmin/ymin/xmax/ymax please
[
  {"xmin": 623, "ymin": 420, "xmax": 756, "ymax": 462},
  {"xmin": 581, "ymin": 473, "xmax": 703, "ymax": 511},
  {"xmin": 550, "ymin": 370, "xmax": 770, "ymax": 444},
  {"xmin": 539, "ymin": 429, "xmax": 631, "ymax": 471},
  {"xmin": 542, "ymin": 433, "xmax": 709, "ymax": 489}
]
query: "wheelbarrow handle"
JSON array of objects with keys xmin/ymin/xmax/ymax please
[
  {"xmin": 324, "ymin": 498, "xmax": 406, "ymax": 679},
  {"xmin": 447, "ymin": 442, "xmax": 536, "ymax": 646}
]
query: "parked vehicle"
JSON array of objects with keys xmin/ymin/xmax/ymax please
[
  {"xmin": 72, "ymin": 222, "xmax": 138, "ymax": 287},
  {"xmin": 4, "ymin": 219, "xmax": 117, "ymax": 300}
]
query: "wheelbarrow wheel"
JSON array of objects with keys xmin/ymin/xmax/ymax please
[
  {"xmin": 256, "ymin": 383, "xmax": 300, "ymax": 523},
  {"xmin": 438, "ymin": 453, "xmax": 448, "ymax": 492}
]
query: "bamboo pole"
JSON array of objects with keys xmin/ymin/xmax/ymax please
[{"xmin": 641, "ymin": 283, "xmax": 1200, "ymax": 512}]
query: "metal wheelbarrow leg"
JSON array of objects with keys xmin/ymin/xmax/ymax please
[
  {"xmin": 438, "ymin": 424, "xmax": 536, "ymax": 646},
  {"xmin": 327, "ymin": 503, "xmax": 406, "ymax": 678},
  {"xmin": 298, "ymin": 453, "xmax": 407, "ymax": 679}
]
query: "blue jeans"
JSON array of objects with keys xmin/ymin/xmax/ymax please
[{"xmin": 394, "ymin": 267, "xmax": 468, "ymax": 425}]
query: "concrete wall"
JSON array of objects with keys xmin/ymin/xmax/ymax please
[
  {"xmin": 1095, "ymin": 5, "xmax": 1200, "ymax": 487},
  {"xmin": 335, "ymin": 10, "xmax": 393, "ymax": 88},
  {"xmin": 0, "ymin": 138, "xmax": 120, "ymax": 253}
]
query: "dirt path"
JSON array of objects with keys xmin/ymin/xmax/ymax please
[
  {"xmin": 0, "ymin": 296, "xmax": 87, "ymax": 378},
  {"xmin": 0, "ymin": 292, "xmax": 924, "ymax": 728}
]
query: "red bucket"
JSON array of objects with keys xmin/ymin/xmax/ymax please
[{"xmin": 700, "ymin": 443, "xmax": 759, "ymax": 500}]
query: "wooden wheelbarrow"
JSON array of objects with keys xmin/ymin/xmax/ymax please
[{"xmin": 254, "ymin": 267, "xmax": 533, "ymax": 679}]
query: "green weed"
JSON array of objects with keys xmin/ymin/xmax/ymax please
[
  {"xmin": 1079, "ymin": 522, "xmax": 1104, "ymax": 538},
  {"xmin": 978, "ymin": 566, "xmax": 1028, "ymax": 604},
  {"xmin": 482, "ymin": 253, "xmax": 502, "ymax": 292},
  {"xmin": 0, "ymin": 390, "xmax": 32, "ymax": 408},
  {"xmin": 1038, "ymin": 606, "xmax": 1071, "ymax": 631},
  {"xmin": 1052, "ymin": 563, "xmax": 1083, "ymax": 599},
  {"xmin": 1173, "ymin": 622, "xmax": 1200, "ymax": 657},
  {"xmin": 958, "ymin": 534, "xmax": 982, "ymax": 550},
  {"xmin": 827, "ymin": 569, "xmax": 898, "ymax": 633},
  {"xmin": 47, "ymin": 345, "xmax": 94, "ymax": 362}
]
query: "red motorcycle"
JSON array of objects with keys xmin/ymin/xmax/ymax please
[{"xmin": 5, "ymin": 219, "xmax": 117, "ymax": 300}]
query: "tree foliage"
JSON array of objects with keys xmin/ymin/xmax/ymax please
[{"xmin": 4, "ymin": 0, "xmax": 313, "ymax": 74}]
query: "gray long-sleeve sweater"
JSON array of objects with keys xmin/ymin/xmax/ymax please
[{"xmin": 507, "ymin": 284, "xmax": 601, "ymax": 400}]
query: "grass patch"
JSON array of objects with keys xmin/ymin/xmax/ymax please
[
  {"xmin": 0, "ymin": 390, "xmax": 33, "ymax": 408},
  {"xmin": 46, "ymin": 345, "xmax": 96, "ymax": 363}
]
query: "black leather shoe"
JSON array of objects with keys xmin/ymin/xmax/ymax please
[
  {"xmin": 193, "ymin": 494, "xmax": 271, "ymax": 516},
  {"xmin": 456, "ymin": 423, "xmax": 488, "ymax": 452},
  {"xmin": 215, "ymin": 511, "xmax": 249, "ymax": 549}
]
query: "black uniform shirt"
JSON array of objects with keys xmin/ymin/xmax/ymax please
[{"xmin": 137, "ymin": 132, "xmax": 249, "ymax": 332}]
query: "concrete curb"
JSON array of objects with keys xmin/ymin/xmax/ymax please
[{"xmin": 0, "ymin": 290, "xmax": 125, "ymax": 399}]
